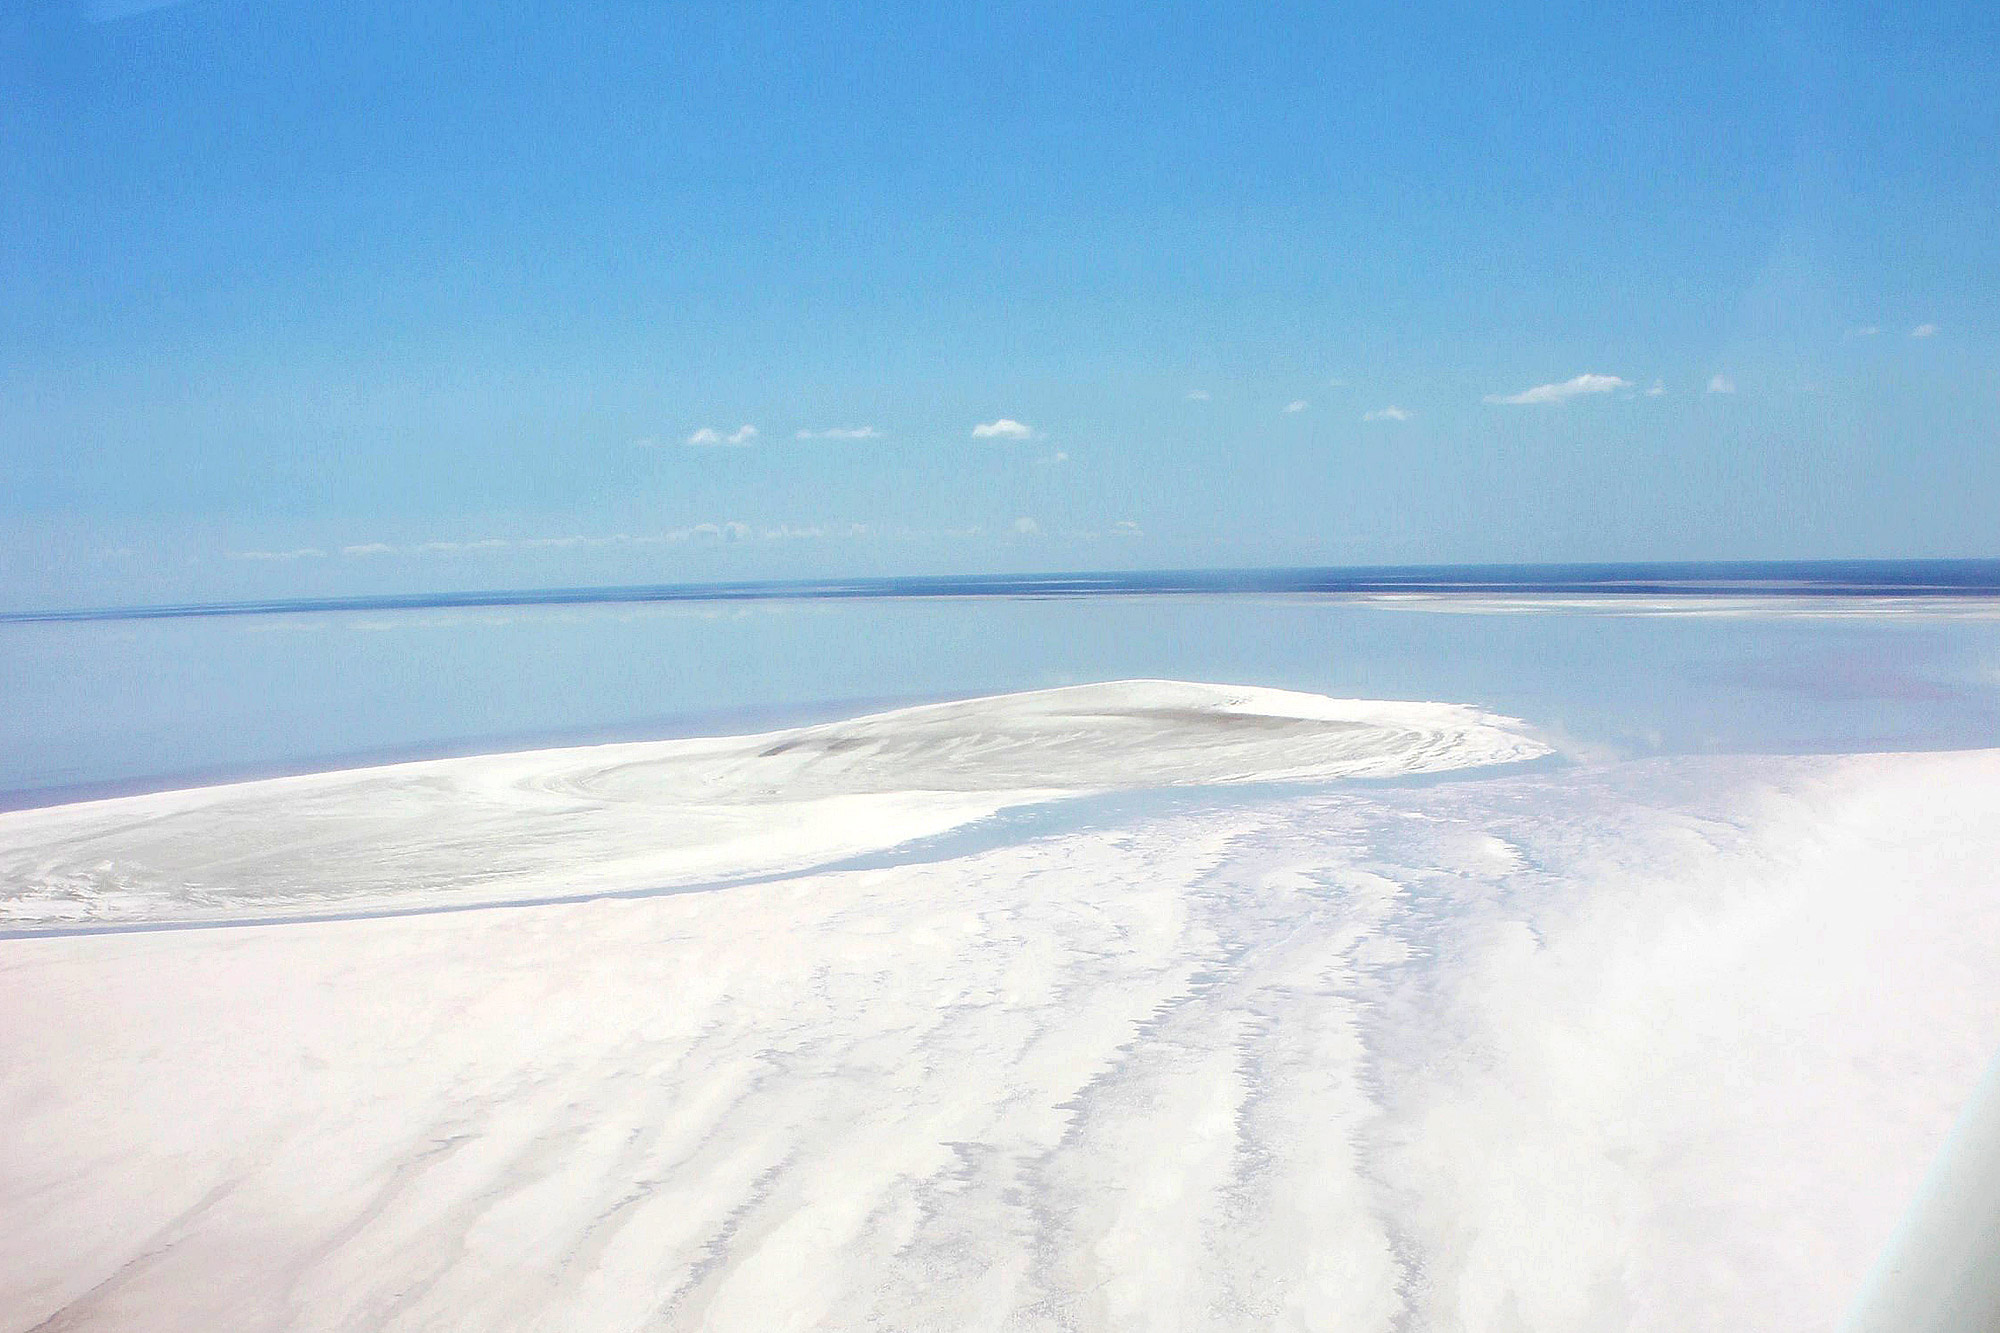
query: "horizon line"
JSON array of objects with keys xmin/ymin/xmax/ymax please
[{"xmin": 9, "ymin": 557, "xmax": 2000, "ymax": 626}]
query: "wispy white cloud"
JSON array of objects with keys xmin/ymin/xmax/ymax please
[
  {"xmin": 1283, "ymin": 400, "xmax": 1309, "ymax": 413},
  {"xmin": 433, "ymin": 539, "xmax": 510, "ymax": 554},
  {"xmin": 794, "ymin": 426, "xmax": 882, "ymax": 440},
  {"xmin": 316, "ymin": 515, "xmax": 1121, "ymax": 565},
  {"xmin": 973, "ymin": 418, "xmax": 1034, "ymax": 439},
  {"xmin": 686, "ymin": 424, "xmax": 758, "ymax": 447},
  {"xmin": 1036, "ymin": 450, "xmax": 1070, "ymax": 466},
  {"xmin": 754, "ymin": 523, "xmax": 875, "ymax": 541},
  {"xmin": 1911, "ymin": 323, "xmax": 1939, "ymax": 338},
  {"xmin": 1706, "ymin": 374, "xmax": 1736, "ymax": 395},
  {"xmin": 1484, "ymin": 373, "xmax": 1630, "ymax": 406},
  {"xmin": 1184, "ymin": 389, "xmax": 1211, "ymax": 401},
  {"xmin": 1848, "ymin": 325, "xmax": 1883, "ymax": 338},
  {"xmin": 326, "ymin": 523, "xmax": 903, "ymax": 560},
  {"xmin": 1645, "ymin": 380, "xmax": 1666, "ymax": 396},
  {"xmin": 1362, "ymin": 406, "xmax": 1412, "ymax": 422}
]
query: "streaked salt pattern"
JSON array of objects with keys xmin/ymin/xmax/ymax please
[
  {"xmin": 2, "ymin": 686, "xmax": 1996, "ymax": 1331},
  {"xmin": 0, "ymin": 681, "xmax": 1545, "ymax": 928}
]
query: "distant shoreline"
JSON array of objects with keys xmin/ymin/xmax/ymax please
[{"xmin": 9, "ymin": 558, "xmax": 2000, "ymax": 626}]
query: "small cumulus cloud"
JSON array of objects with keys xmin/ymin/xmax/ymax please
[
  {"xmin": 1111, "ymin": 519, "xmax": 1143, "ymax": 538},
  {"xmin": 1362, "ymin": 406, "xmax": 1412, "ymax": 422},
  {"xmin": 686, "ymin": 424, "xmax": 758, "ymax": 447},
  {"xmin": 1848, "ymin": 325, "xmax": 1883, "ymax": 338},
  {"xmin": 1036, "ymin": 450, "xmax": 1070, "ymax": 466},
  {"xmin": 1184, "ymin": 389, "xmax": 1211, "ymax": 401},
  {"xmin": 1645, "ymin": 380, "xmax": 1666, "ymax": 396},
  {"xmin": 1283, "ymin": 400, "xmax": 1309, "ymax": 413},
  {"xmin": 1911, "ymin": 323, "xmax": 1940, "ymax": 338},
  {"xmin": 1706, "ymin": 374, "xmax": 1736, "ymax": 395},
  {"xmin": 973, "ymin": 418, "xmax": 1035, "ymax": 439},
  {"xmin": 1012, "ymin": 516, "xmax": 1041, "ymax": 536},
  {"xmin": 794, "ymin": 426, "xmax": 882, "ymax": 440},
  {"xmin": 1484, "ymin": 373, "xmax": 1630, "ymax": 406},
  {"xmin": 687, "ymin": 521, "xmax": 755, "ymax": 543}
]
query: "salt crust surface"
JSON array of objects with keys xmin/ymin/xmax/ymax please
[
  {"xmin": 0, "ymin": 681, "xmax": 1545, "ymax": 928},
  {"xmin": 1, "ymin": 685, "xmax": 1997, "ymax": 1330}
]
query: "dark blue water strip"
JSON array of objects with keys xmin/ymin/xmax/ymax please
[{"xmin": 6, "ymin": 560, "xmax": 2000, "ymax": 626}]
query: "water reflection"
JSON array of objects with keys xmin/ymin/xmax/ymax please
[{"xmin": 3, "ymin": 594, "xmax": 1999, "ymax": 802}]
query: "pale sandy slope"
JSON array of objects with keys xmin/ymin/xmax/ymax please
[
  {"xmin": 0, "ymin": 681, "xmax": 1545, "ymax": 929},
  {"xmin": 1, "ymin": 688, "xmax": 1998, "ymax": 1331}
]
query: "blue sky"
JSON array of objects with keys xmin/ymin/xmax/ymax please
[{"xmin": 3, "ymin": 0, "xmax": 1996, "ymax": 607}]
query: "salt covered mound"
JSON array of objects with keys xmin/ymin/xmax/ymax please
[
  {"xmin": 0, "ymin": 681, "xmax": 1545, "ymax": 928},
  {"xmin": 580, "ymin": 680, "xmax": 1543, "ymax": 796}
]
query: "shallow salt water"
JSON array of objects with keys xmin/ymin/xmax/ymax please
[{"xmin": 6, "ymin": 592, "xmax": 2000, "ymax": 803}]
